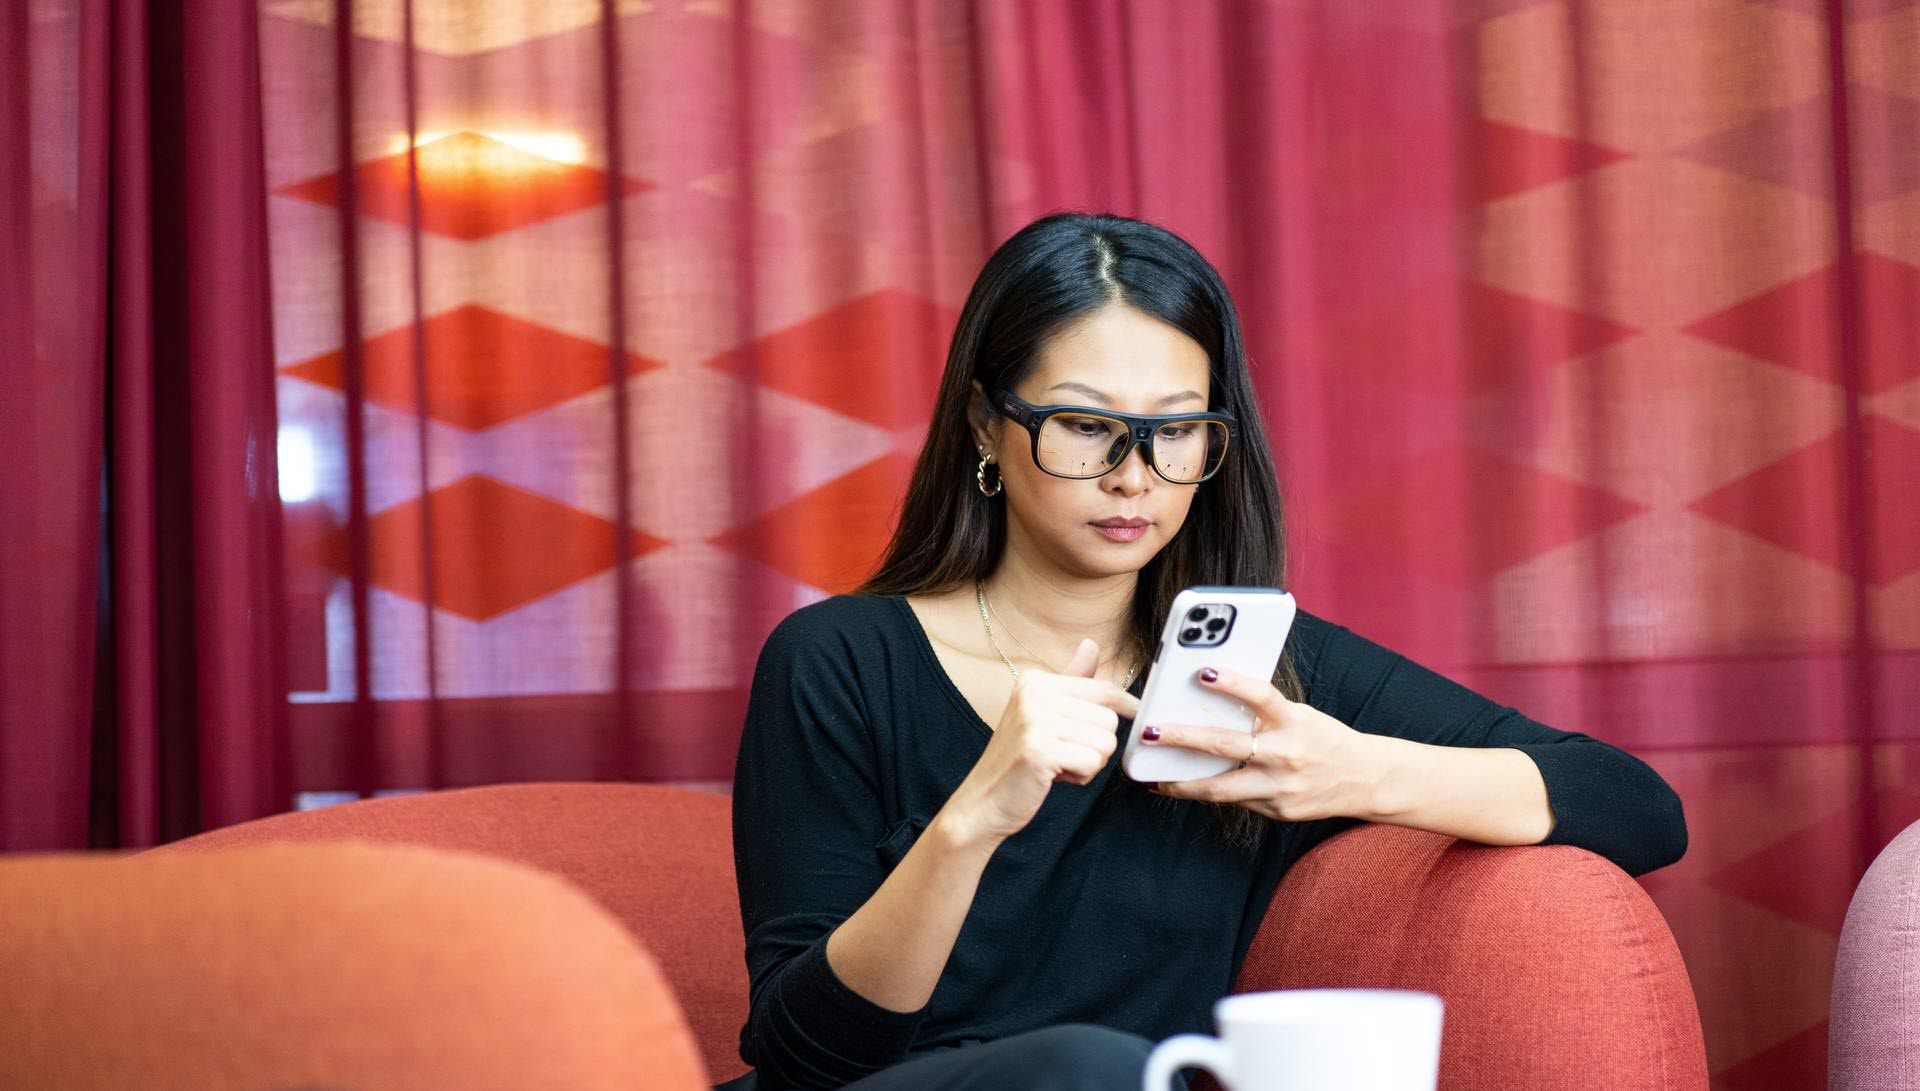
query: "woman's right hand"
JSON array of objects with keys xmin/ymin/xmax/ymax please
[{"xmin": 938, "ymin": 639, "xmax": 1142, "ymax": 847}]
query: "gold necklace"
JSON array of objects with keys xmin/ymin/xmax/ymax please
[
  {"xmin": 980, "ymin": 587, "xmax": 1053, "ymax": 665},
  {"xmin": 975, "ymin": 581, "xmax": 1139, "ymax": 689}
]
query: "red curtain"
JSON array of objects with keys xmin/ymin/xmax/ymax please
[
  {"xmin": 5, "ymin": 1, "xmax": 1916, "ymax": 1085},
  {"xmin": 1, "ymin": 0, "xmax": 286, "ymax": 849}
]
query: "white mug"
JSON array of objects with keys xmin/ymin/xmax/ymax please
[{"xmin": 1142, "ymin": 988, "xmax": 1444, "ymax": 1091}]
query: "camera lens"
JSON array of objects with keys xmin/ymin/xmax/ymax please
[
  {"xmin": 1187, "ymin": 606, "xmax": 1209, "ymax": 622},
  {"xmin": 1205, "ymin": 617, "xmax": 1226, "ymax": 632},
  {"xmin": 1181, "ymin": 627, "xmax": 1203, "ymax": 642}
]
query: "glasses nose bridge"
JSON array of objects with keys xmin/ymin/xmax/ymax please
[{"xmin": 1104, "ymin": 422, "xmax": 1157, "ymax": 480}]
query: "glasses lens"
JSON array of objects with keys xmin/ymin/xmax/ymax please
[
  {"xmin": 1035, "ymin": 414, "xmax": 1230, "ymax": 482},
  {"xmin": 1151, "ymin": 419, "xmax": 1230, "ymax": 483},
  {"xmin": 1036, "ymin": 413, "xmax": 1131, "ymax": 478}
]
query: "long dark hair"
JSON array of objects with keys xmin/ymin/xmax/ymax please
[{"xmin": 858, "ymin": 212, "xmax": 1302, "ymax": 849}]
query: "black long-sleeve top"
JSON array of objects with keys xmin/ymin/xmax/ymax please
[{"xmin": 731, "ymin": 594, "xmax": 1687, "ymax": 1090}]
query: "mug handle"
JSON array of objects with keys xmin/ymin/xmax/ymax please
[{"xmin": 1142, "ymin": 1033, "xmax": 1234, "ymax": 1091}]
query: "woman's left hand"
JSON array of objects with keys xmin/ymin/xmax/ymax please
[{"xmin": 1138, "ymin": 667, "xmax": 1389, "ymax": 822}]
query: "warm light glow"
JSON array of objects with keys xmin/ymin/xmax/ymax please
[
  {"xmin": 278, "ymin": 424, "xmax": 319, "ymax": 503},
  {"xmin": 384, "ymin": 129, "xmax": 588, "ymax": 166}
]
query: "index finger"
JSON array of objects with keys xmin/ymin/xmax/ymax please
[{"xmin": 1048, "ymin": 674, "xmax": 1142, "ymax": 720}]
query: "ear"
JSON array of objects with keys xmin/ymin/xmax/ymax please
[{"xmin": 968, "ymin": 381, "xmax": 999, "ymax": 456}]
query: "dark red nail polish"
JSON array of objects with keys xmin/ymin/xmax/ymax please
[
  {"xmin": 1199, "ymin": 667, "xmax": 1219, "ymax": 683},
  {"xmin": 1142, "ymin": 726, "xmax": 1162, "ymax": 742}
]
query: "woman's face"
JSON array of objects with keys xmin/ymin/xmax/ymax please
[{"xmin": 975, "ymin": 302, "xmax": 1214, "ymax": 581}]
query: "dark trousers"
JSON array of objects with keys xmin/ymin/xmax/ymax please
[{"xmin": 714, "ymin": 1023, "xmax": 1189, "ymax": 1091}]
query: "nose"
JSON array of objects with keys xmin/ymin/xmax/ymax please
[{"xmin": 1102, "ymin": 433, "xmax": 1154, "ymax": 495}]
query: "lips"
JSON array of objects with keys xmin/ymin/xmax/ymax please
[{"xmin": 1090, "ymin": 517, "xmax": 1150, "ymax": 543}]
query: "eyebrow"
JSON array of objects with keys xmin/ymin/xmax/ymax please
[{"xmin": 1045, "ymin": 382, "xmax": 1207, "ymax": 408}]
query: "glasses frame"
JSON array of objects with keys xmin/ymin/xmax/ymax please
[{"xmin": 991, "ymin": 388, "xmax": 1238, "ymax": 484}]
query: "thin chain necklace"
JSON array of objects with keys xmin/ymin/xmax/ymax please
[
  {"xmin": 980, "ymin": 588, "xmax": 1052, "ymax": 665},
  {"xmin": 975, "ymin": 581, "xmax": 1140, "ymax": 689}
]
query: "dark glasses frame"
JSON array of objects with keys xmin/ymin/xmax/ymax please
[{"xmin": 991, "ymin": 388, "xmax": 1238, "ymax": 484}]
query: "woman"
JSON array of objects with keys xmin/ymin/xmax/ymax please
[{"xmin": 727, "ymin": 213, "xmax": 1686, "ymax": 1091}]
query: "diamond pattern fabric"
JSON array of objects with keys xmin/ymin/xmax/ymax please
[
  {"xmin": 285, "ymin": 305, "xmax": 663, "ymax": 429},
  {"xmin": 277, "ymin": 131, "xmax": 654, "ymax": 240},
  {"xmin": 261, "ymin": 4, "xmax": 1920, "ymax": 1085}
]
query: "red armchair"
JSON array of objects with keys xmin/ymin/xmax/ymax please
[{"xmin": 162, "ymin": 782, "xmax": 1707, "ymax": 1088}]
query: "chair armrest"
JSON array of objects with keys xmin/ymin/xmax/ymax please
[
  {"xmin": 154, "ymin": 782, "xmax": 752, "ymax": 1082},
  {"xmin": 0, "ymin": 843, "xmax": 708, "ymax": 1089},
  {"xmin": 1830, "ymin": 818, "xmax": 1920, "ymax": 1090},
  {"xmin": 1236, "ymin": 823, "xmax": 1706, "ymax": 1091}
]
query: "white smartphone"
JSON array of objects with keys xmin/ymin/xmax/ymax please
[{"xmin": 1121, "ymin": 586, "xmax": 1298, "ymax": 783}]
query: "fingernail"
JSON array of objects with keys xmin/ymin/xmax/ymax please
[
  {"xmin": 1142, "ymin": 726, "xmax": 1162, "ymax": 742},
  {"xmin": 1199, "ymin": 667, "xmax": 1219, "ymax": 683}
]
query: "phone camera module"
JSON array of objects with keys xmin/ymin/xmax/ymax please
[{"xmin": 1178, "ymin": 601, "xmax": 1239, "ymax": 647}]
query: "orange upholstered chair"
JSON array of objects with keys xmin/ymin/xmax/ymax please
[
  {"xmin": 162, "ymin": 783, "xmax": 1706, "ymax": 1089},
  {"xmin": 161, "ymin": 782, "xmax": 751, "ymax": 1082},
  {"xmin": 0, "ymin": 841, "xmax": 707, "ymax": 1091},
  {"xmin": 1242, "ymin": 824, "xmax": 1708, "ymax": 1090}
]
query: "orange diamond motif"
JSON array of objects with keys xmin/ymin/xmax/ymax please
[
  {"xmin": 1676, "ymin": 86, "xmax": 1920, "ymax": 203},
  {"xmin": 1706, "ymin": 787, "xmax": 1920, "ymax": 933},
  {"xmin": 705, "ymin": 290, "xmax": 956, "ymax": 429},
  {"xmin": 1689, "ymin": 414, "xmax": 1920, "ymax": 585},
  {"xmin": 1310, "ymin": 446, "xmax": 1647, "ymax": 585},
  {"xmin": 710, "ymin": 455, "xmax": 916, "ymax": 593},
  {"xmin": 1713, "ymin": 1023, "xmax": 1829, "ymax": 1091},
  {"xmin": 1476, "ymin": 120, "xmax": 1631, "ymax": 202},
  {"xmin": 1319, "ymin": 280, "xmax": 1637, "ymax": 395},
  {"xmin": 318, "ymin": 475, "xmax": 666, "ymax": 620},
  {"xmin": 283, "ymin": 305, "xmax": 660, "ymax": 431},
  {"xmin": 1683, "ymin": 253, "xmax": 1920, "ymax": 396},
  {"xmin": 276, "ymin": 131, "xmax": 652, "ymax": 240}
]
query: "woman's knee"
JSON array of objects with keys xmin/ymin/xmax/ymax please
[{"xmin": 1012, "ymin": 1024, "xmax": 1162, "ymax": 1090}]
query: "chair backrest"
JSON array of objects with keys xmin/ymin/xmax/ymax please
[
  {"xmin": 1831, "ymin": 818, "xmax": 1920, "ymax": 1091},
  {"xmin": 0, "ymin": 842, "xmax": 707, "ymax": 1090},
  {"xmin": 1238, "ymin": 823, "xmax": 1708, "ymax": 1090},
  {"xmin": 158, "ymin": 782, "xmax": 752, "ymax": 1082}
]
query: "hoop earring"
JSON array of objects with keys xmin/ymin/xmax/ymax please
[{"xmin": 976, "ymin": 454, "xmax": 1003, "ymax": 497}]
